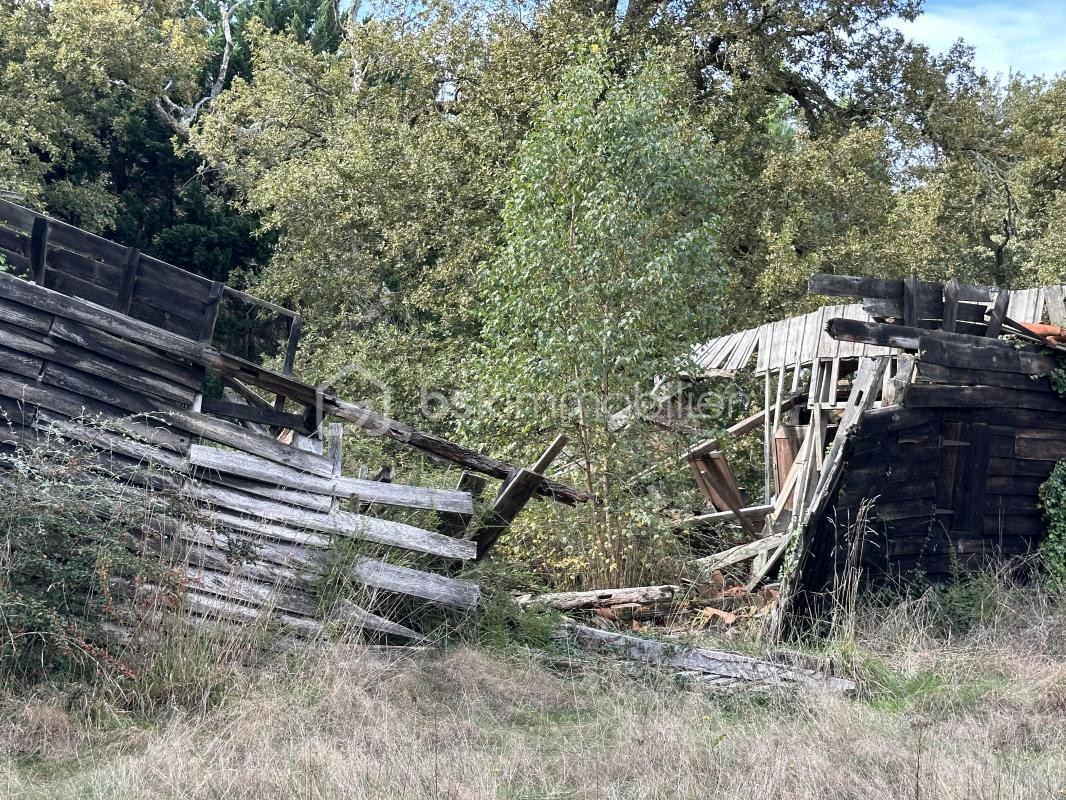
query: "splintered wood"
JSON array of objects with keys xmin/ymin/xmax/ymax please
[{"xmin": 684, "ymin": 272, "xmax": 1066, "ymax": 632}]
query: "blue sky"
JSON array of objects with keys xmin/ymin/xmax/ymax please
[{"xmin": 895, "ymin": 1, "xmax": 1066, "ymax": 77}]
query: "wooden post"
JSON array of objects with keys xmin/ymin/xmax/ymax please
[
  {"xmin": 771, "ymin": 365, "xmax": 786, "ymax": 495},
  {"xmin": 117, "ymin": 246, "xmax": 141, "ymax": 314},
  {"xmin": 327, "ymin": 422, "xmax": 344, "ymax": 477},
  {"xmin": 942, "ymin": 278, "xmax": 960, "ymax": 333},
  {"xmin": 199, "ymin": 281, "xmax": 225, "ymax": 344},
  {"xmin": 29, "ymin": 218, "xmax": 49, "ymax": 286},
  {"xmin": 903, "ymin": 273, "xmax": 918, "ymax": 327},
  {"xmin": 986, "ymin": 288, "xmax": 1010, "ymax": 338},
  {"xmin": 763, "ymin": 370, "xmax": 772, "ymax": 503},
  {"xmin": 472, "ymin": 435, "xmax": 568, "ymax": 559},
  {"xmin": 282, "ymin": 315, "xmax": 303, "ymax": 376}
]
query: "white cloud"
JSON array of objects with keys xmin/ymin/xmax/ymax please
[{"xmin": 894, "ymin": 1, "xmax": 1066, "ymax": 78}]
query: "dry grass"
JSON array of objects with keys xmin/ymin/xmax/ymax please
[{"xmin": 1, "ymin": 585, "xmax": 1065, "ymax": 800}]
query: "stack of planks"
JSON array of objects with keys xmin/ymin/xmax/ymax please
[
  {"xmin": 0, "ymin": 200, "xmax": 588, "ymax": 643},
  {"xmin": 0, "ymin": 272, "xmax": 481, "ymax": 640}
]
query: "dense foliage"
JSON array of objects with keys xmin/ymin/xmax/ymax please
[{"xmin": 5, "ymin": 0, "xmax": 1066, "ymax": 587}]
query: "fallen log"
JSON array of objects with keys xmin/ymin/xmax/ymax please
[
  {"xmin": 560, "ymin": 621, "xmax": 857, "ymax": 694},
  {"xmin": 517, "ymin": 585, "xmax": 682, "ymax": 611}
]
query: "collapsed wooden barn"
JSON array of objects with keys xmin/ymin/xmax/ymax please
[
  {"xmin": 684, "ymin": 274, "xmax": 1066, "ymax": 628},
  {"xmin": 0, "ymin": 199, "xmax": 584, "ymax": 643}
]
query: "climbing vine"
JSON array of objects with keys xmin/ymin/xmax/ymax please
[
  {"xmin": 1050, "ymin": 363, "xmax": 1066, "ymax": 398},
  {"xmin": 1038, "ymin": 460, "xmax": 1066, "ymax": 586}
]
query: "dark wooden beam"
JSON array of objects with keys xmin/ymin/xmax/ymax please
[{"xmin": 29, "ymin": 218, "xmax": 49, "ymax": 286}]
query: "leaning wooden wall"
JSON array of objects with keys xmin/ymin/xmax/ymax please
[
  {"xmin": 793, "ymin": 321, "xmax": 1066, "ymax": 611},
  {"xmin": 0, "ymin": 234, "xmax": 483, "ymax": 642}
]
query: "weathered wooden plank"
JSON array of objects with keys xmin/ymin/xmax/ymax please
[
  {"xmin": 0, "ymin": 200, "xmax": 37, "ymax": 231},
  {"xmin": 810, "ymin": 274, "xmax": 903, "ymax": 304},
  {"xmin": 1014, "ymin": 434, "xmax": 1066, "ymax": 461},
  {"xmin": 127, "ymin": 298, "xmax": 202, "ymax": 339},
  {"xmin": 517, "ymin": 585, "xmax": 681, "ymax": 611},
  {"xmin": 153, "ymin": 516, "xmax": 329, "ymax": 574},
  {"xmin": 1047, "ymin": 288, "xmax": 1066, "ymax": 327},
  {"xmin": 828, "ymin": 317, "xmax": 1028, "ymax": 354},
  {"xmin": 942, "ymin": 278, "xmax": 960, "ymax": 332},
  {"xmin": 983, "ymin": 494, "xmax": 1042, "ymax": 515},
  {"xmin": 183, "ymin": 565, "xmax": 318, "ymax": 617},
  {"xmin": 839, "ymin": 478, "xmax": 937, "ymax": 507},
  {"xmin": 49, "ymin": 316, "xmax": 203, "ymax": 390},
  {"xmin": 0, "ymin": 225, "xmax": 28, "ymax": 258},
  {"xmin": 472, "ymin": 468, "xmax": 545, "ymax": 559},
  {"xmin": 179, "ymin": 588, "xmax": 322, "ymax": 637},
  {"xmin": 0, "ymin": 367, "xmax": 192, "ymax": 452},
  {"xmin": 38, "ymin": 365, "xmax": 336, "ymax": 476},
  {"xmin": 0, "ymin": 323, "xmax": 196, "ymax": 406},
  {"xmin": 354, "ymin": 557, "xmax": 480, "ymax": 610},
  {"xmin": 195, "ymin": 471, "xmax": 334, "ymax": 513},
  {"xmin": 986, "ymin": 288, "xmax": 1010, "ymax": 337},
  {"xmin": 160, "ymin": 533, "xmax": 318, "ymax": 587},
  {"xmin": 903, "ymin": 274, "xmax": 918, "ymax": 327},
  {"xmin": 326, "ymin": 398, "xmax": 588, "ymax": 505},
  {"xmin": 685, "ymin": 394, "xmax": 803, "ymax": 461},
  {"xmin": 200, "ymin": 397, "xmax": 311, "ymax": 433},
  {"xmin": 915, "ymin": 362, "xmax": 1053, "ymax": 393},
  {"xmin": 184, "ymin": 482, "xmax": 477, "ymax": 561},
  {"xmin": 0, "ymin": 246, "xmax": 30, "ymax": 276},
  {"xmin": 983, "ymin": 512, "xmax": 1045, "ymax": 538},
  {"xmin": 198, "ymin": 281, "xmax": 224, "ymax": 343},
  {"xmin": 45, "ymin": 269, "xmax": 120, "ymax": 309},
  {"xmin": 680, "ymin": 504, "xmax": 773, "ymax": 527},
  {"xmin": 905, "ymin": 384, "xmax": 1066, "ymax": 413},
  {"xmin": 0, "ymin": 345, "xmax": 44, "ymax": 379},
  {"xmin": 136, "ymin": 255, "xmax": 214, "ymax": 303},
  {"xmin": 34, "ymin": 410, "xmax": 186, "ymax": 470},
  {"xmin": 332, "ymin": 599, "xmax": 425, "ymax": 641},
  {"xmin": 917, "ymin": 335, "xmax": 1055, "ymax": 377},
  {"xmin": 117, "ymin": 246, "xmax": 140, "ymax": 314},
  {"xmin": 854, "ymin": 405, "xmax": 940, "ymax": 437},
  {"xmin": 47, "ymin": 245, "xmax": 122, "ymax": 287},
  {"xmin": 187, "ymin": 444, "xmax": 473, "ymax": 514},
  {"xmin": 987, "ymin": 457, "xmax": 1055, "ymax": 479},
  {"xmin": 563, "ymin": 621, "xmax": 857, "ymax": 693},
  {"xmin": 692, "ymin": 531, "xmax": 790, "ymax": 574},
  {"xmin": 204, "ymin": 509, "xmax": 334, "ymax": 549},
  {"xmin": 29, "ymin": 218, "xmax": 49, "ymax": 286}
]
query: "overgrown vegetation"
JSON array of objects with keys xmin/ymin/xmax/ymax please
[
  {"xmin": 9, "ymin": 0, "xmax": 1066, "ymax": 586},
  {"xmin": 1039, "ymin": 460, "xmax": 1066, "ymax": 586},
  {"xmin": 1, "ymin": 577, "xmax": 1064, "ymax": 798},
  {"xmin": 0, "ymin": 429, "xmax": 182, "ymax": 683}
]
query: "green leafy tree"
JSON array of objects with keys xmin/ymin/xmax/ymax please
[{"xmin": 472, "ymin": 53, "xmax": 724, "ymax": 586}]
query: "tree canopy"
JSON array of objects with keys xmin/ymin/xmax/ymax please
[{"xmin": 4, "ymin": 0, "xmax": 1066, "ymax": 585}]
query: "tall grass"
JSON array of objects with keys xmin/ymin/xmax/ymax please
[{"xmin": 0, "ymin": 576, "xmax": 1063, "ymax": 799}]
